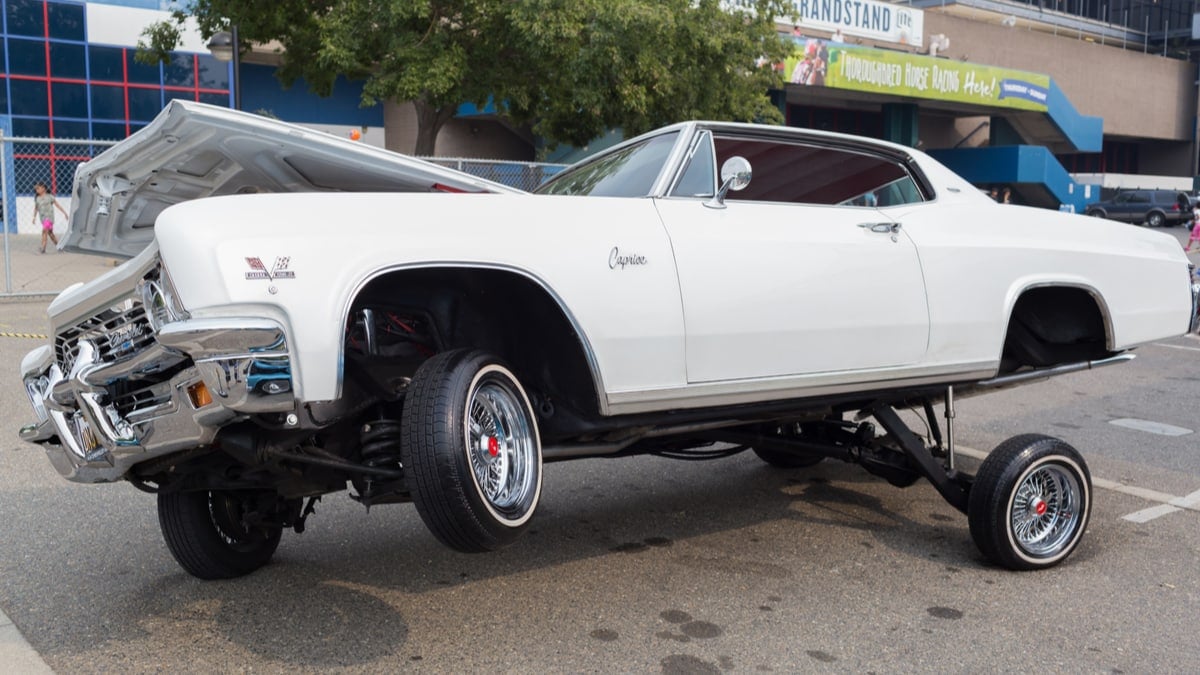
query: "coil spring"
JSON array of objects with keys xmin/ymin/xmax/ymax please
[{"xmin": 360, "ymin": 419, "xmax": 402, "ymax": 470}]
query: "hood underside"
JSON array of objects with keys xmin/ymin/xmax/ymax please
[{"xmin": 65, "ymin": 100, "xmax": 523, "ymax": 258}]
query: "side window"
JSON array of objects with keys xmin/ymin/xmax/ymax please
[
  {"xmin": 711, "ymin": 136, "xmax": 924, "ymax": 207},
  {"xmin": 1128, "ymin": 191, "xmax": 1151, "ymax": 204},
  {"xmin": 670, "ymin": 131, "xmax": 716, "ymax": 198},
  {"xmin": 1113, "ymin": 192, "xmax": 1130, "ymax": 204}
]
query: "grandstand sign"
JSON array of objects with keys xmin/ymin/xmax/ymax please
[{"xmin": 788, "ymin": 0, "xmax": 924, "ymax": 47}]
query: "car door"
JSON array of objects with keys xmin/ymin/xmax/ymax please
[
  {"xmin": 1118, "ymin": 191, "xmax": 1151, "ymax": 222},
  {"xmin": 653, "ymin": 131, "xmax": 930, "ymax": 384}
]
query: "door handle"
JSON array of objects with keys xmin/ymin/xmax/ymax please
[{"xmin": 858, "ymin": 222, "xmax": 901, "ymax": 234}]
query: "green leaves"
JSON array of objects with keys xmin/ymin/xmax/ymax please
[{"xmin": 136, "ymin": 0, "xmax": 790, "ymax": 154}]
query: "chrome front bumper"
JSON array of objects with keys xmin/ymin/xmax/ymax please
[{"xmin": 20, "ymin": 317, "xmax": 295, "ymax": 483}]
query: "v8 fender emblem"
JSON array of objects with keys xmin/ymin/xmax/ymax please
[{"xmin": 245, "ymin": 256, "xmax": 296, "ymax": 281}]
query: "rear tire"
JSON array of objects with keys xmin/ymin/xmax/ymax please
[
  {"xmin": 402, "ymin": 349, "xmax": 542, "ymax": 553},
  {"xmin": 1147, "ymin": 211, "xmax": 1166, "ymax": 227},
  {"xmin": 968, "ymin": 434, "xmax": 1091, "ymax": 570},
  {"xmin": 157, "ymin": 490, "xmax": 283, "ymax": 579}
]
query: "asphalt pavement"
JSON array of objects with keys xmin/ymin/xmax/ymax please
[
  {"xmin": 0, "ymin": 225, "xmax": 1198, "ymax": 673},
  {"xmin": 1, "ymin": 233, "xmax": 119, "ymax": 300}
]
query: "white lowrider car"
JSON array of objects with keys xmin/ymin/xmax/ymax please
[{"xmin": 19, "ymin": 101, "xmax": 1200, "ymax": 578}]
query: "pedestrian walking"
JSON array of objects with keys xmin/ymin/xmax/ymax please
[
  {"xmin": 1186, "ymin": 202, "xmax": 1200, "ymax": 253},
  {"xmin": 32, "ymin": 182, "xmax": 67, "ymax": 253}
]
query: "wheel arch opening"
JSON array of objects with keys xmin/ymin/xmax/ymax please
[
  {"xmin": 347, "ymin": 267, "xmax": 603, "ymax": 437},
  {"xmin": 1000, "ymin": 285, "xmax": 1114, "ymax": 372}
]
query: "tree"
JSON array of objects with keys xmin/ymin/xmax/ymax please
[
  {"xmin": 506, "ymin": 0, "xmax": 792, "ymax": 147},
  {"xmin": 139, "ymin": 0, "xmax": 792, "ymax": 155}
]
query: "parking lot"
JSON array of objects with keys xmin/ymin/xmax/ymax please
[{"xmin": 2, "ymin": 233, "xmax": 1198, "ymax": 673}]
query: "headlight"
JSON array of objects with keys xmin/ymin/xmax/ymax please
[
  {"xmin": 138, "ymin": 266, "xmax": 188, "ymax": 331},
  {"xmin": 24, "ymin": 374, "xmax": 50, "ymax": 423}
]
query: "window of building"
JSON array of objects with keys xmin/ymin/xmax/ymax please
[
  {"xmin": 127, "ymin": 87, "xmax": 162, "ymax": 121},
  {"xmin": 198, "ymin": 92, "xmax": 228, "ymax": 107},
  {"xmin": 8, "ymin": 37, "xmax": 47, "ymax": 76},
  {"xmin": 89, "ymin": 83, "xmax": 125, "ymax": 119},
  {"xmin": 49, "ymin": 42, "xmax": 86, "ymax": 79},
  {"xmin": 9, "ymin": 78, "xmax": 48, "ymax": 115},
  {"xmin": 88, "ymin": 45, "xmax": 125, "ymax": 81},
  {"xmin": 51, "ymin": 81, "xmax": 87, "ymax": 118},
  {"xmin": 45, "ymin": 1, "xmax": 84, "ymax": 42},
  {"xmin": 12, "ymin": 117, "xmax": 48, "ymax": 137},
  {"xmin": 5, "ymin": 0, "xmax": 45, "ymax": 38},
  {"xmin": 125, "ymin": 51, "xmax": 160, "ymax": 85},
  {"xmin": 53, "ymin": 120, "xmax": 88, "ymax": 138},
  {"xmin": 91, "ymin": 122, "xmax": 127, "ymax": 141},
  {"xmin": 196, "ymin": 55, "xmax": 228, "ymax": 90}
]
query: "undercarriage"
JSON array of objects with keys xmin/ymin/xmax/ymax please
[
  {"xmin": 125, "ymin": 361, "xmax": 1096, "ymax": 578},
  {"xmin": 23, "ymin": 294, "xmax": 1113, "ymax": 579}
]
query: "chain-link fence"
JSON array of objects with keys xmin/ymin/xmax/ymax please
[
  {"xmin": 1, "ymin": 135, "xmax": 119, "ymax": 298},
  {"xmin": 424, "ymin": 158, "xmax": 566, "ymax": 193},
  {"xmin": 0, "ymin": 135, "xmax": 569, "ymax": 298}
]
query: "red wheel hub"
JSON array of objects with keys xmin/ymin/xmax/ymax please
[
  {"xmin": 487, "ymin": 436, "xmax": 500, "ymax": 457},
  {"xmin": 1033, "ymin": 498, "xmax": 1048, "ymax": 516}
]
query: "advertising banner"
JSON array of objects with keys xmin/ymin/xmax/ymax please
[
  {"xmin": 783, "ymin": 40, "xmax": 1050, "ymax": 112},
  {"xmin": 787, "ymin": 0, "xmax": 924, "ymax": 47}
]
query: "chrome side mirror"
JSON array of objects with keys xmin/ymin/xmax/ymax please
[{"xmin": 704, "ymin": 156, "xmax": 752, "ymax": 209}]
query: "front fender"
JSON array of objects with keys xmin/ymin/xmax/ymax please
[{"xmin": 154, "ymin": 192, "xmax": 686, "ymax": 407}]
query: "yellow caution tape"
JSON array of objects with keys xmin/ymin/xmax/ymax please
[{"xmin": 0, "ymin": 331, "xmax": 48, "ymax": 339}]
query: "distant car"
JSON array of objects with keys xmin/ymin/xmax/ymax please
[{"xmin": 1085, "ymin": 189, "xmax": 1191, "ymax": 227}]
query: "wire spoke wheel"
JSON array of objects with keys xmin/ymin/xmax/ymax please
[
  {"xmin": 466, "ymin": 378, "xmax": 538, "ymax": 517},
  {"xmin": 969, "ymin": 434, "xmax": 1091, "ymax": 570},
  {"xmin": 403, "ymin": 349, "xmax": 542, "ymax": 553},
  {"xmin": 1009, "ymin": 464, "xmax": 1081, "ymax": 557}
]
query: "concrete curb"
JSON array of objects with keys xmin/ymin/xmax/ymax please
[{"xmin": 0, "ymin": 606, "xmax": 53, "ymax": 673}]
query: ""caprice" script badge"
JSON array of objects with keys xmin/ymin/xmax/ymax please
[{"xmin": 608, "ymin": 247, "xmax": 647, "ymax": 270}]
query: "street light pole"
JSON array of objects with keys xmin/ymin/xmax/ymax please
[
  {"xmin": 231, "ymin": 24, "xmax": 241, "ymax": 111},
  {"xmin": 206, "ymin": 27, "xmax": 241, "ymax": 111}
]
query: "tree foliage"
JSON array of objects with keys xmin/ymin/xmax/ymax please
[{"xmin": 139, "ymin": 0, "xmax": 792, "ymax": 155}]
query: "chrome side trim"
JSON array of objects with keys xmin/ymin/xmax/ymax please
[
  {"xmin": 604, "ymin": 362, "xmax": 999, "ymax": 416},
  {"xmin": 973, "ymin": 353, "xmax": 1135, "ymax": 390}
]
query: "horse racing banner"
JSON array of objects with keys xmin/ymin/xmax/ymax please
[{"xmin": 784, "ymin": 40, "xmax": 1050, "ymax": 112}]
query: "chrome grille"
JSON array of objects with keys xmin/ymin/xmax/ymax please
[
  {"xmin": 55, "ymin": 271, "xmax": 159, "ymax": 373},
  {"xmin": 111, "ymin": 382, "xmax": 173, "ymax": 420}
]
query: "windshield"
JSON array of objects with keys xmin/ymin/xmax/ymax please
[{"xmin": 536, "ymin": 132, "xmax": 679, "ymax": 197}]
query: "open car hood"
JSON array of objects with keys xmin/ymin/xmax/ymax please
[{"xmin": 64, "ymin": 100, "xmax": 523, "ymax": 258}]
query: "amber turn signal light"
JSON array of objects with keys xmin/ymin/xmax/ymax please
[{"xmin": 187, "ymin": 382, "xmax": 213, "ymax": 408}]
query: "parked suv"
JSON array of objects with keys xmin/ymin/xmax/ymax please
[{"xmin": 1085, "ymin": 189, "xmax": 1192, "ymax": 227}]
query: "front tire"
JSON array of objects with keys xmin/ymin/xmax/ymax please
[
  {"xmin": 157, "ymin": 490, "xmax": 283, "ymax": 579},
  {"xmin": 402, "ymin": 349, "xmax": 542, "ymax": 553},
  {"xmin": 968, "ymin": 434, "xmax": 1091, "ymax": 570}
]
